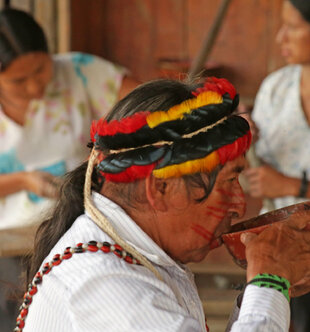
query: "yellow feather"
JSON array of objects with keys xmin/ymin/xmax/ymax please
[
  {"xmin": 153, "ymin": 151, "xmax": 220, "ymax": 178},
  {"xmin": 146, "ymin": 91, "xmax": 223, "ymax": 128}
]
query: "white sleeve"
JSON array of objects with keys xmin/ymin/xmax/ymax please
[{"xmin": 229, "ymin": 285, "xmax": 290, "ymax": 332}]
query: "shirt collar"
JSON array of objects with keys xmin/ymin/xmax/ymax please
[{"xmin": 85, "ymin": 192, "xmax": 185, "ymax": 269}]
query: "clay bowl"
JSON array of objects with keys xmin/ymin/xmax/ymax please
[{"xmin": 220, "ymin": 201, "xmax": 310, "ymax": 269}]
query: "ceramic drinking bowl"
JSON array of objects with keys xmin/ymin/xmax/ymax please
[{"xmin": 220, "ymin": 201, "xmax": 310, "ymax": 268}]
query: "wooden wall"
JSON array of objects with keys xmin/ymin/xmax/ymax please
[
  {"xmin": 6, "ymin": 0, "xmax": 70, "ymax": 53},
  {"xmin": 71, "ymin": 0, "xmax": 285, "ymax": 103}
]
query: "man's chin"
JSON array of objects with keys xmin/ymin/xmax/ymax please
[{"xmin": 182, "ymin": 247, "xmax": 210, "ymax": 264}]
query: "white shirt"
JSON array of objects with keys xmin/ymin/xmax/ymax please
[
  {"xmin": 252, "ymin": 65, "xmax": 310, "ymax": 211},
  {"xmin": 0, "ymin": 53, "xmax": 125, "ymax": 228},
  {"xmin": 23, "ymin": 193, "xmax": 290, "ymax": 331}
]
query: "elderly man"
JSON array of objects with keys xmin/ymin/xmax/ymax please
[{"xmin": 17, "ymin": 77, "xmax": 310, "ymax": 332}]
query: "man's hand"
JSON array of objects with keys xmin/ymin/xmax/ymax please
[
  {"xmin": 241, "ymin": 210, "xmax": 310, "ymax": 297},
  {"xmin": 244, "ymin": 165, "xmax": 296, "ymax": 198},
  {"xmin": 25, "ymin": 171, "xmax": 62, "ymax": 198}
]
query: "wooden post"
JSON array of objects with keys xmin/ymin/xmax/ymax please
[
  {"xmin": 34, "ymin": 0, "xmax": 57, "ymax": 53},
  {"xmin": 57, "ymin": 0, "xmax": 71, "ymax": 53},
  {"xmin": 10, "ymin": 0, "xmax": 33, "ymax": 12},
  {"xmin": 188, "ymin": 0, "xmax": 232, "ymax": 81}
]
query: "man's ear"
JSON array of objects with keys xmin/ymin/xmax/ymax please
[{"xmin": 145, "ymin": 175, "xmax": 169, "ymax": 212}]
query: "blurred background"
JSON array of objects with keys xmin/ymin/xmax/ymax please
[
  {"xmin": 9, "ymin": 0, "xmax": 284, "ymax": 105},
  {"xmin": 0, "ymin": 1, "xmax": 287, "ymax": 331}
]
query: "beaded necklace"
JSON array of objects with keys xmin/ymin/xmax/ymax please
[{"xmin": 15, "ymin": 240, "xmax": 140, "ymax": 332}]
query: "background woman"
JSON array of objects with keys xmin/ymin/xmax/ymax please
[
  {"xmin": 245, "ymin": 1, "xmax": 310, "ymax": 331},
  {"xmin": 0, "ymin": 5, "xmax": 137, "ymax": 229}
]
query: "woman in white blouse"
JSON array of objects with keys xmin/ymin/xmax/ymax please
[
  {"xmin": 0, "ymin": 5, "xmax": 138, "ymax": 229},
  {"xmin": 245, "ymin": 1, "xmax": 310, "ymax": 331}
]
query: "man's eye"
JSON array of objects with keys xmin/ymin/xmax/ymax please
[{"xmin": 195, "ymin": 193, "xmax": 208, "ymax": 203}]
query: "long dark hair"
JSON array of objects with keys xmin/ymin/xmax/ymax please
[
  {"xmin": 0, "ymin": 7, "xmax": 47, "ymax": 70},
  {"xmin": 25, "ymin": 79, "xmax": 220, "ymax": 286}
]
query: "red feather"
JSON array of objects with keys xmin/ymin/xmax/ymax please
[
  {"xmin": 217, "ymin": 131, "xmax": 252, "ymax": 164},
  {"xmin": 90, "ymin": 120, "xmax": 98, "ymax": 142},
  {"xmin": 100, "ymin": 163, "xmax": 156, "ymax": 182},
  {"xmin": 192, "ymin": 77, "xmax": 237, "ymax": 100},
  {"xmin": 96, "ymin": 111, "xmax": 150, "ymax": 137}
]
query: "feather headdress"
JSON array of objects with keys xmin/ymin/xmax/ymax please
[{"xmin": 90, "ymin": 77, "xmax": 251, "ymax": 182}]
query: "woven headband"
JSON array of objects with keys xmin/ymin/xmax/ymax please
[{"xmin": 90, "ymin": 77, "xmax": 251, "ymax": 182}]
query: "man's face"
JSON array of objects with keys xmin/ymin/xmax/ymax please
[{"xmin": 159, "ymin": 156, "xmax": 246, "ymax": 264}]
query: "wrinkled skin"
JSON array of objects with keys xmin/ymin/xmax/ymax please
[{"xmin": 242, "ymin": 210, "xmax": 310, "ymax": 297}]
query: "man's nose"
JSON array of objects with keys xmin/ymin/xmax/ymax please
[{"xmin": 229, "ymin": 180, "xmax": 246, "ymax": 219}]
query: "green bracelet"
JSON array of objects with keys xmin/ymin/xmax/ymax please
[{"xmin": 247, "ymin": 273, "xmax": 290, "ymax": 302}]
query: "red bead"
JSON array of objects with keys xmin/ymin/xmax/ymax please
[
  {"xmin": 52, "ymin": 254, "xmax": 62, "ymax": 266},
  {"xmin": 113, "ymin": 249, "xmax": 122, "ymax": 258},
  {"xmin": 29, "ymin": 286, "xmax": 37, "ymax": 296},
  {"xmin": 62, "ymin": 252, "xmax": 72, "ymax": 260},
  {"xmin": 52, "ymin": 260, "xmax": 61, "ymax": 266},
  {"xmin": 76, "ymin": 243, "xmax": 83, "ymax": 247},
  {"xmin": 124, "ymin": 256, "xmax": 133, "ymax": 264},
  {"xmin": 100, "ymin": 245, "xmax": 110, "ymax": 253},
  {"xmin": 16, "ymin": 318, "xmax": 25, "ymax": 328},
  {"xmin": 114, "ymin": 244, "xmax": 123, "ymax": 251},
  {"xmin": 87, "ymin": 245, "xmax": 99, "ymax": 252},
  {"xmin": 23, "ymin": 295, "xmax": 32, "ymax": 305},
  {"xmin": 42, "ymin": 263, "xmax": 51, "ymax": 274},
  {"xmin": 20, "ymin": 308, "xmax": 28, "ymax": 318},
  {"xmin": 63, "ymin": 248, "xmax": 72, "ymax": 259}
]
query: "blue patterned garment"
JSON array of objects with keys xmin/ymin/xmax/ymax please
[{"xmin": 72, "ymin": 53, "xmax": 94, "ymax": 86}]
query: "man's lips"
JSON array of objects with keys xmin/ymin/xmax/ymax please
[{"xmin": 208, "ymin": 218, "xmax": 232, "ymax": 250}]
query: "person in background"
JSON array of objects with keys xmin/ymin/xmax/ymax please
[
  {"xmin": 0, "ymin": 5, "xmax": 138, "ymax": 229},
  {"xmin": 0, "ymin": 5, "xmax": 138, "ymax": 331},
  {"xmin": 16, "ymin": 77, "xmax": 310, "ymax": 332},
  {"xmin": 245, "ymin": 1, "xmax": 310, "ymax": 331}
]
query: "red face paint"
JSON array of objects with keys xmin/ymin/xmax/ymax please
[
  {"xmin": 205, "ymin": 211, "xmax": 225, "ymax": 220},
  {"xmin": 206, "ymin": 206, "xmax": 226, "ymax": 219},
  {"xmin": 191, "ymin": 224, "xmax": 213, "ymax": 241},
  {"xmin": 206, "ymin": 206, "xmax": 227, "ymax": 213},
  {"xmin": 216, "ymin": 201, "xmax": 245, "ymax": 207},
  {"xmin": 215, "ymin": 188, "xmax": 244, "ymax": 198}
]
